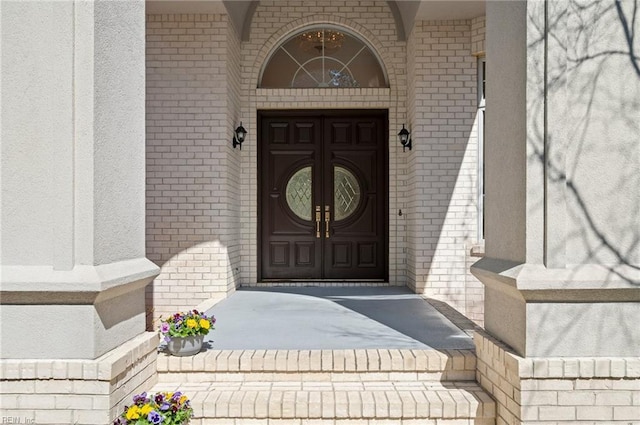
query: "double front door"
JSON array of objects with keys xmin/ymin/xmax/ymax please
[{"xmin": 259, "ymin": 110, "xmax": 388, "ymax": 280}]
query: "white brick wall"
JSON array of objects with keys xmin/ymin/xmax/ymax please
[
  {"xmin": 407, "ymin": 20, "xmax": 484, "ymax": 321},
  {"xmin": 472, "ymin": 16, "xmax": 486, "ymax": 56},
  {"xmin": 475, "ymin": 331, "xmax": 640, "ymax": 425},
  {"xmin": 0, "ymin": 333, "xmax": 158, "ymax": 425},
  {"xmin": 146, "ymin": 14, "xmax": 241, "ymax": 325},
  {"xmin": 226, "ymin": 11, "xmax": 243, "ymax": 294},
  {"xmin": 145, "ymin": 2, "xmax": 487, "ymax": 325}
]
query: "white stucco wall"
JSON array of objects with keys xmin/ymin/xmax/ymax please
[
  {"xmin": 1, "ymin": 0, "xmax": 157, "ymax": 359},
  {"xmin": 1, "ymin": 1, "xmax": 74, "ymax": 267},
  {"xmin": 1, "ymin": 1, "xmax": 147, "ymax": 269},
  {"xmin": 484, "ymin": 0, "xmax": 639, "ymax": 273},
  {"xmin": 475, "ymin": 0, "xmax": 640, "ymax": 358},
  {"xmin": 483, "ymin": 0, "xmax": 528, "ymax": 265},
  {"xmin": 561, "ymin": 0, "xmax": 640, "ymax": 269},
  {"xmin": 93, "ymin": 1, "xmax": 147, "ymax": 265}
]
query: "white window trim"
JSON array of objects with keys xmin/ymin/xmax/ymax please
[{"xmin": 477, "ymin": 56, "xmax": 486, "ymax": 242}]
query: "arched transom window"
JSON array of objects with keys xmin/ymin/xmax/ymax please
[{"xmin": 260, "ymin": 26, "xmax": 389, "ymax": 88}]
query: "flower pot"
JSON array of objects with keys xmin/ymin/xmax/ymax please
[{"xmin": 166, "ymin": 334, "xmax": 204, "ymax": 356}]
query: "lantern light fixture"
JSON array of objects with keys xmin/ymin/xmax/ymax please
[
  {"xmin": 233, "ymin": 122, "xmax": 247, "ymax": 149},
  {"xmin": 398, "ymin": 124, "xmax": 411, "ymax": 152}
]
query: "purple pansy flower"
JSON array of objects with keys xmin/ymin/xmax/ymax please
[
  {"xmin": 132, "ymin": 392, "xmax": 147, "ymax": 404},
  {"xmin": 161, "ymin": 322, "xmax": 170, "ymax": 333},
  {"xmin": 148, "ymin": 410, "xmax": 163, "ymax": 425}
]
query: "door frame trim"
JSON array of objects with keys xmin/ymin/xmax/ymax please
[{"xmin": 257, "ymin": 109, "xmax": 389, "ymax": 282}]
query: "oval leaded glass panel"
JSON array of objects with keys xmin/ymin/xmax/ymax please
[
  {"xmin": 334, "ymin": 166, "xmax": 361, "ymax": 221},
  {"xmin": 260, "ymin": 26, "xmax": 388, "ymax": 88},
  {"xmin": 285, "ymin": 166, "xmax": 312, "ymax": 221}
]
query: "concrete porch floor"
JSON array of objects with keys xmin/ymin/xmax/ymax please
[{"xmin": 202, "ymin": 286, "xmax": 475, "ymax": 350}]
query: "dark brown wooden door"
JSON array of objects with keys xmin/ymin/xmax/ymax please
[{"xmin": 259, "ymin": 110, "xmax": 387, "ymax": 280}]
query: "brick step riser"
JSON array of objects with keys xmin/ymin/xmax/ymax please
[
  {"xmin": 193, "ymin": 420, "xmax": 495, "ymax": 425},
  {"xmin": 240, "ymin": 282, "xmax": 401, "ymax": 288},
  {"xmin": 158, "ymin": 370, "xmax": 477, "ymax": 383},
  {"xmin": 154, "ymin": 350, "xmax": 494, "ymax": 424},
  {"xmin": 152, "ymin": 381, "xmax": 496, "ymax": 425},
  {"xmin": 197, "ymin": 393, "xmax": 493, "ymax": 420},
  {"xmin": 157, "ymin": 349, "xmax": 477, "ymax": 378}
]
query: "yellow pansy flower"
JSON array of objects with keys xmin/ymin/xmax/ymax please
[
  {"xmin": 179, "ymin": 395, "xmax": 188, "ymax": 405},
  {"xmin": 140, "ymin": 403, "xmax": 153, "ymax": 415},
  {"xmin": 125, "ymin": 405, "xmax": 140, "ymax": 420},
  {"xmin": 186, "ymin": 318, "xmax": 197, "ymax": 328},
  {"xmin": 199, "ymin": 319, "xmax": 210, "ymax": 329}
]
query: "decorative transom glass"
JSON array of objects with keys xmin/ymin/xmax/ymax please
[
  {"xmin": 285, "ymin": 166, "xmax": 312, "ymax": 221},
  {"xmin": 334, "ymin": 166, "xmax": 361, "ymax": 221},
  {"xmin": 260, "ymin": 26, "xmax": 388, "ymax": 88}
]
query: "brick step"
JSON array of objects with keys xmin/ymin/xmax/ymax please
[
  {"xmin": 151, "ymin": 381, "xmax": 496, "ymax": 425},
  {"xmin": 157, "ymin": 349, "xmax": 477, "ymax": 383},
  {"xmin": 240, "ymin": 281, "xmax": 398, "ymax": 288}
]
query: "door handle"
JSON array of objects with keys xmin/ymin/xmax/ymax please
[
  {"xmin": 315, "ymin": 206, "xmax": 321, "ymax": 238},
  {"xmin": 324, "ymin": 205, "xmax": 330, "ymax": 238}
]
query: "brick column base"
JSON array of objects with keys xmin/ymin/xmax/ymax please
[
  {"xmin": 475, "ymin": 331, "xmax": 640, "ymax": 424},
  {"xmin": 0, "ymin": 332, "xmax": 159, "ymax": 425}
]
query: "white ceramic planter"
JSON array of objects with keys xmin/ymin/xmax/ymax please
[{"xmin": 166, "ymin": 334, "xmax": 205, "ymax": 356}]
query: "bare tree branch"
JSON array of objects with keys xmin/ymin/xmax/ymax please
[{"xmin": 615, "ymin": 0, "xmax": 640, "ymax": 76}]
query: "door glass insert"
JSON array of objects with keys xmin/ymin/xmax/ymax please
[
  {"xmin": 259, "ymin": 25, "xmax": 389, "ymax": 88},
  {"xmin": 334, "ymin": 166, "xmax": 361, "ymax": 221},
  {"xmin": 285, "ymin": 166, "xmax": 312, "ymax": 220}
]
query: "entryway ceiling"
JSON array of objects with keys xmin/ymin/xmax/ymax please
[{"xmin": 145, "ymin": 0, "xmax": 485, "ymax": 41}]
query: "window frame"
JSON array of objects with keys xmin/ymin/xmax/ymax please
[
  {"xmin": 477, "ymin": 56, "xmax": 486, "ymax": 241},
  {"xmin": 258, "ymin": 24, "xmax": 389, "ymax": 89}
]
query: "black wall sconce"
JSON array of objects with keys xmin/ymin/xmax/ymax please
[
  {"xmin": 232, "ymin": 122, "xmax": 247, "ymax": 149},
  {"xmin": 398, "ymin": 124, "xmax": 412, "ymax": 152}
]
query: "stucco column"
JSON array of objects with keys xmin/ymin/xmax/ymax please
[
  {"xmin": 1, "ymin": 0, "xmax": 158, "ymax": 359},
  {"xmin": 472, "ymin": 0, "xmax": 640, "ymax": 358},
  {"xmin": 470, "ymin": 2, "xmax": 639, "ymax": 422}
]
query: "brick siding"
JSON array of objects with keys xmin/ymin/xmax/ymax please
[
  {"xmin": 475, "ymin": 331, "xmax": 640, "ymax": 424},
  {"xmin": 145, "ymin": 14, "xmax": 241, "ymax": 325},
  {"xmin": 0, "ymin": 333, "xmax": 158, "ymax": 425},
  {"xmin": 145, "ymin": 2, "xmax": 487, "ymax": 325},
  {"xmin": 407, "ymin": 19, "xmax": 484, "ymax": 322}
]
